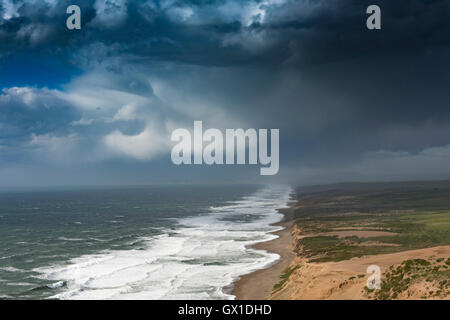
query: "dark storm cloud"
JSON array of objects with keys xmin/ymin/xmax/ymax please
[
  {"xmin": 263, "ymin": 0, "xmax": 450, "ymax": 63},
  {"xmin": 7, "ymin": 2, "xmax": 450, "ymax": 61},
  {"xmin": 2, "ymin": 1, "xmax": 449, "ymax": 64},
  {"xmin": 1, "ymin": 0, "xmax": 450, "ymax": 185}
]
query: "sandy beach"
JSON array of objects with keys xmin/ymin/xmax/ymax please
[{"xmin": 232, "ymin": 219, "xmax": 295, "ymax": 300}]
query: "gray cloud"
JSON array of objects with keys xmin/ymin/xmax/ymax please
[{"xmin": 1, "ymin": 0, "xmax": 450, "ymax": 186}]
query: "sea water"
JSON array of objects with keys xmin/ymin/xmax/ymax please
[{"xmin": 0, "ymin": 184, "xmax": 292, "ymax": 299}]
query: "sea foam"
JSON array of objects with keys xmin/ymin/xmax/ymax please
[{"xmin": 34, "ymin": 185, "xmax": 292, "ymax": 300}]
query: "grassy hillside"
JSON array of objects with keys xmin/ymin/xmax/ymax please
[
  {"xmin": 296, "ymin": 210, "xmax": 450, "ymax": 262},
  {"xmin": 276, "ymin": 181, "xmax": 450, "ymax": 299},
  {"xmin": 288, "ymin": 183, "xmax": 450, "ymax": 262}
]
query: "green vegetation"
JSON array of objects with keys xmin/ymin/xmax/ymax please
[
  {"xmin": 296, "ymin": 210, "xmax": 450, "ymax": 262},
  {"xmin": 366, "ymin": 258, "xmax": 450, "ymax": 299},
  {"xmin": 291, "ymin": 186, "xmax": 450, "ymax": 262},
  {"xmin": 286, "ymin": 184, "xmax": 450, "ymax": 299},
  {"xmin": 299, "ymin": 235, "xmax": 398, "ymax": 262},
  {"xmin": 292, "ymin": 183, "xmax": 450, "ymax": 219},
  {"xmin": 273, "ymin": 265, "xmax": 300, "ymax": 292}
]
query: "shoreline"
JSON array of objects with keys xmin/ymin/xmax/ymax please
[
  {"xmin": 232, "ymin": 214, "xmax": 296, "ymax": 300},
  {"xmin": 230, "ymin": 183, "xmax": 450, "ymax": 300}
]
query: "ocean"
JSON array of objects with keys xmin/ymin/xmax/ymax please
[{"xmin": 0, "ymin": 184, "xmax": 292, "ymax": 300}]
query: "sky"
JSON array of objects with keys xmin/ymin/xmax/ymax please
[{"xmin": 1, "ymin": 0, "xmax": 450, "ymax": 187}]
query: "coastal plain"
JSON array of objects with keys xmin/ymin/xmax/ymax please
[{"xmin": 234, "ymin": 181, "xmax": 450, "ymax": 300}]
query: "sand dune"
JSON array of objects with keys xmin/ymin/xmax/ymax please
[
  {"xmin": 234, "ymin": 220, "xmax": 449, "ymax": 300},
  {"xmin": 270, "ymin": 245, "xmax": 450, "ymax": 300}
]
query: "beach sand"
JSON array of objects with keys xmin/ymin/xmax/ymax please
[{"xmin": 232, "ymin": 220, "xmax": 295, "ymax": 300}]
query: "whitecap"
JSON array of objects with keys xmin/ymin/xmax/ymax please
[
  {"xmin": 34, "ymin": 185, "xmax": 293, "ymax": 300},
  {"xmin": 58, "ymin": 237, "xmax": 85, "ymax": 241},
  {"xmin": 0, "ymin": 266, "xmax": 24, "ymax": 273}
]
